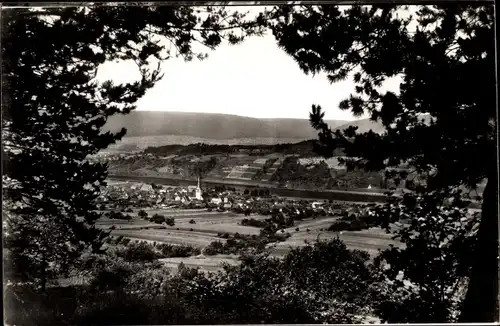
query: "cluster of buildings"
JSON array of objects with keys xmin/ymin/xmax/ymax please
[
  {"xmin": 98, "ymin": 178, "xmax": 204, "ymax": 209},
  {"xmin": 98, "ymin": 178, "xmax": 264, "ymax": 210},
  {"xmin": 97, "ymin": 178, "xmax": 379, "ymax": 220}
]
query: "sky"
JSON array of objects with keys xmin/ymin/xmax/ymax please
[{"xmin": 95, "ymin": 5, "xmax": 407, "ymax": 121}]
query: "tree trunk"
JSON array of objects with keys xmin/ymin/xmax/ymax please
[
  {"xmin": 459, "ymin": 176, "xmax": 499, "ymax": 322},
  {"xmin": 40, "ymin": 253, "xmax": 47, "ymax": 293}
]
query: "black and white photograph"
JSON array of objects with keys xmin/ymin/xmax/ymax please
[{"xmin": 1, "ymin": 1, "xmax": 498, "ymax": 324}]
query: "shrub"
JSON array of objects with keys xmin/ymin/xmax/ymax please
[
  {"xmin": 189, "ymin": 219, "xmax": 196, "ymax": 224},
  {"xmin": 138, "ymin": 210, "xmax": 148, "ymax": 219},
  {"xmin": 159, "ymin": 244, "xmax": 201, "ymax": 258},
  {"xmin": 165, "ymin": 217, "xmax": 175, "ymax": 226},
  {"xmin": 152, "ymin": 214, "xmax": 165, "ymax": 224},
  {"xmin": 178, "ymin": 262, "xmax": 199, "ymax": 279},
  {"xmin": 295, "ymin": 227, "xmax": 300, "ymax": 232},
  {"xmin": 109, "ymin": 211, "xmax": 131, "ymax": 220},
  {"xmin": 120, "ymin": 237, "xmax": 131, "ymax": 246},
  {"xmin": 114, "ymin": 235, "xmax": 124, "ymax": 245},
  {"xmin": 359, "ymin": 213, "xmax": 378, "ymax": 227},
  {"xmin": 328, "ymin": 221, "xmax": 351, "ymax": 232},
  {"xmin": 204, "ymin": 241, "xmax": 225, "ymax": 256},
  {"xmin": 241, "ymin": 218, "xmax": 268, "ymax": 228},
  {"xmin": 267, "ymin": 233, "xmax": 288, "ymax": 242},
  {"xmin": 348, "ymin": 219, "xmax": 368, "ymax": 231},
  {"xmin": 114, "ymin": 242, "xmax": 158, "ymax": 262}
]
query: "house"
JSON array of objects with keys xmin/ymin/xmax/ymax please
[
  {"xmin": 311, "ymin": 202, "xmax": 323, "ymax": 209},
  {"xmin": 130, "ymin": 183, "xmax": 142, "ymax": 190},
  {"xmin": 139, "ymin": 184, "xmax": 153, "ymax": 193},
  {"xmin": 211, "ymin": 197, "xmax": 222, "ymax": 205}
]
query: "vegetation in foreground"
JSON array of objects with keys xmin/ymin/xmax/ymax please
[
  {"xmin": 2, "ymin": 3, "xmax": 494, "ymax": 325},
  {"xmin": 3, "ymin": 239, "xmax": 381, "ymax": 325},
  {"xmin": 3, "ymin": 188, "xmax": 479, "ymax": 324}
]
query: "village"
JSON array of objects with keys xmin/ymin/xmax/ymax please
[
  {"xmin": 99, "ymin": 178, "xmax": 377, "ymax": 219},
  {"xmin": 92, "ymin": 176, "xmax": 403, "ymax": 277}
]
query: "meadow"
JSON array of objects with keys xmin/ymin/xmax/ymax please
[{"xmin": 96, "ymin": 208, "xmax": 402, "ymax": 271}]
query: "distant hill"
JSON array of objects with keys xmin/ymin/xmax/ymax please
[{"xmin": 103, "ymin": 111, "xmax": 350, "ymax": 140}]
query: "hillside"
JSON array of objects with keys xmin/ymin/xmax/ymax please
[
  {"xmin": 334, "ymin": 115, "xmax": 432, "ymax": 134},
  {"xmin": 103, "ymin": 111, "xmax": 350, "ymax": 140},
  {"xmin": 142, "ymin": 139, "xmax": 334, "ymax": 156}
]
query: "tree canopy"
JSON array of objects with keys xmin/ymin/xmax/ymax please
[
  {"xmin": 268, "ymin": 4, "xmax": 497, "ymax": 322},
  {"xmin": 2, "ymin": 4, "xmax": 266, "ymax": 289},
  {"xmin": 2, "ymin": 3, "xmax": 497, "ymax": 324}
]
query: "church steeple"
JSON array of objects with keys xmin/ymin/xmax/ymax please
[{"xmin": 195, "ymin": 175, "xmax": 202, "ymax": 200}]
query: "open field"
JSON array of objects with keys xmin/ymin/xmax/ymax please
[
  {"xmin": 97, "ymin": 208, "xmax": 403, "ymax": 272},
  {"xmin": 97, "ymin": 211, "xmax": 266, "ymax": 236},
  {"xmin": 97, "ymin": 210, "xmax": 269, "ymax": 250},
  {"xmin": 270, "ymin": 219, "xmax": 403, "ymax": 258},
  {"xmin": 111, "ymin": 229, "xmax": 221, "ymax": 247}
]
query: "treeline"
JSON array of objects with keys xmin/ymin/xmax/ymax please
[
  {"xmin": 144, "ymin": 140, "xmax": 346, "ymax": 156},
  {"xmin": 271, "ymin": 156, "xmax": 333, "ymax": 189}
]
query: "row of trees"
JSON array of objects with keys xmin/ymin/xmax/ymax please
[
  {"xmin": 2, "ymin": 3, "xmax": 496, "ymax": 323},
  {"xmin": 243, "ymin": 187, "xmax": 271, "ymax": 197}
]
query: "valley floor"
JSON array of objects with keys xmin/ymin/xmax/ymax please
[{"xmin": 96, "ymin": 207, "xmax": 403, "ymax": 272}]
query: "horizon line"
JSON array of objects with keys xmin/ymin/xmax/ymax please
[{"xmin": 132, "ymin": 109, "xmax": 360, "ymax": 121}]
